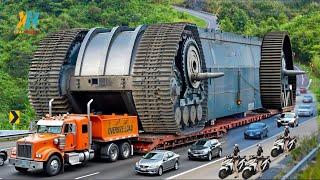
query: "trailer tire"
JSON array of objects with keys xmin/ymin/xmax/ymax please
[
  {"xmin": 15, "ymin": 167, "xmax": 28, "ymax": 173},
  {"xmin": 107, "ymin": 143, "xmax": 119, "ymax": 162},
  {"xmin": 44, "ymin": 155, "xmax": 62, "ymax": 176},
  {"xmin": 119, "ymin": 142, "xmax": 131, "ymax": 160}
]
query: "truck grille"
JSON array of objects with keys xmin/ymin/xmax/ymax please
[{"xmin": 17, "ymin": 144, "xmax": 32, "ymax": 158}]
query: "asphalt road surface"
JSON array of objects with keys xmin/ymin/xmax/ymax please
[
  {"xmin": 0, "ymin": 78, "xmax": 315, "ymax": 179},
  {"xmin": 173, "ymin": 6, "xmax": 218, "ymax": 29}
]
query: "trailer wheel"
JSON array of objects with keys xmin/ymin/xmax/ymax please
[
  {"xmin": 44, "ymin": 155, "xmax": 62, "ymax": 176},
  {"xmin": 119, "ymin": 142, "xmax": 131, "ymax": 160},
  {"xmin": 15, "ymin": 167, "xmax": 28, "ymax": 173},
  {"xmin": 107, "ymin": 144, "xmax": 119, "ymax": 162}
]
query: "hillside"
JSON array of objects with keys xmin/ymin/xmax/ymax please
[{"xmin": 0, "ymin": 0, "xmax": 205, "ymax": 129}]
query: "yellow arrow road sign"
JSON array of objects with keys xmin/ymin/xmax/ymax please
[{"xmin": 9, "ymin": 110, "xmax": 20, "ymax": 124}]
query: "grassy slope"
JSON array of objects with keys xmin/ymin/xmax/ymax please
[{"xmin": 0, "ymin": 0, "xmax": 205, "ymax": 130}]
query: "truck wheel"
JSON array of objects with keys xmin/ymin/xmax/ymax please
[
  {"xmin": 0, "ymin": 155, "xmax": 5, "ymax": 166},
  {"xmin": 15, "ymin": 167, "xmax": 28, "ymax": 173},
  {"xmin": 44, "ymin": 155, "xmax": 62, "ymax": 176},
  {"xmin": 119, "ymin": 142, "xmax": 131, "ymax": 160},
  {"xmin": 107, "ymin": 144, "xmax": 119, "ymax": 162}
]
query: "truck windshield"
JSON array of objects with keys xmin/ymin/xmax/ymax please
[{"xmin": 37, "ymin": 125, "xmax": 62, "ymax": 134}]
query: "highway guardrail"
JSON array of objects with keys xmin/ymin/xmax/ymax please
[{"xmin": 281, "ymin": 144, "xmax": 320, "ymax": 180}]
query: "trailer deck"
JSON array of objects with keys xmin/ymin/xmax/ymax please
[{"xmin": 133, "ymin": 109, "xmax": 280, "ymax": 153}]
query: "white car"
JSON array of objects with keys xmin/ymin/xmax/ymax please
[{"xmin": 277, "ymin": 112, "xmax": 299, "ymax": 128}]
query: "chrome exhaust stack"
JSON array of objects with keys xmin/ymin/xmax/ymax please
[{"xmin": 87, "ymin": 99, "xmax": 94, "ymax": 145}]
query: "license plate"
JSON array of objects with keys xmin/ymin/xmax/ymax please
[
  {"xmin": 140, "ymin": 168, "xmax": 146, "ymax": 171},
  {"xmin": 20, "ymin": 160, "xmax": 28, "ymax": 168}
]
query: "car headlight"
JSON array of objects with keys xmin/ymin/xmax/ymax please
[
  {"xmin": 135, "ymin": 162, "xmax": 139, "ymax": 167},
  {"xmin": 188, "ymin": 149, "xmax": 191, "ymax": 153},
  {"xmin": 36, "ymin": 153, "xmax": 42, "ymax": 158},
  {"xmin": 149, "ymin": 164, "xmax": 159, "ymax": 168}
]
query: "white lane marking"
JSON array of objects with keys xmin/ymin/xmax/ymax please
[
  {"xmin": 167, "ymin": 116, "xmax": 317, "ymax": 179},
  {"xmin": 75, "ymin": 172, "xmax": 100, "ymax": 179}
]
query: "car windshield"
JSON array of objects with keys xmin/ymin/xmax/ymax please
[
  {"xmin": 248, "ymin": 123, "xmax": 263, "ymax": 129},
  {"xmin": 299, "ymin": 105, "xmax": 311, "ymax": 109},
  {"xmin": 143, "ymin": 152, "xmax": 164, "ymax": 160},
  {"xmin": 37, "ymin": 125, "xmax": 62, "ymax": 134},
  {"xmin": 194, "ymin": 140, "xmax": 210, "ymax": 147},
  {"xmin": 281, "ymin": 113, "xmax": 295, "ymax": 118},
  {"xmin": 304, "ymin": 96, "xmax": 312, "ymax": 98}
]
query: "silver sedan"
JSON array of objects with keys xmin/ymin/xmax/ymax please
[{"xmin": 135, "ymin": 150, "xmax": 180, "ymax": 176}]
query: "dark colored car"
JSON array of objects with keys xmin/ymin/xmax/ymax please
[
  {"xmin": 244, "ymin": 122, "xmax": 268, "ymax": 139},
  {"xmin": 0, "ymin": 150, "xmax": 8, "ymax": 166},
  {"xmin": 188, "ymin": 139, "xmax": 222, "ymax": 161},
  {"xmin": 300, "ymin": 87, "xmax": 307, "ymax": 94},
  {"xmin": 302, "ymin": 95, "xmax": 313, "ymax": 103}
]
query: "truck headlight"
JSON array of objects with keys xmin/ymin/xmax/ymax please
[
  {"xmin": 11, "ymin": 148, "xmax": 16, "ymax": 155},
  {"xmin": 53, "ymin": 138, "xmax": 59, "ymax": 145},
  {"xmin": 36, "ymin": 154, "xmax": 42, "ymax": 158}
]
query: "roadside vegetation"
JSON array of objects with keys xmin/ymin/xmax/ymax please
[{"xmin": 0, "ymin": 0, "xmax": 205, "ymax": 130}]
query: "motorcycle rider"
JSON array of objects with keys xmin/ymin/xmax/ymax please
[
  {"xmin": 284, "ymin": 126, "xmax": 290, "ymax": 154},
  {"xmin": 233, "ymin": 144, "xmax": 240, "ymax": 178},
  {"xmin": 256, "ymin": 144, "xmax": 263, "ymax": 177}
]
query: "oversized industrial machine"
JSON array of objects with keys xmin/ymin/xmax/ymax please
[{"xmin": 29, "ymin": 23, "xmax": 303, "ymax": 134}]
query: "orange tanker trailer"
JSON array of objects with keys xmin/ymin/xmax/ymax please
[{"xmin": 9, "ymin": 99, "xmax": 138, "ymax": 176}]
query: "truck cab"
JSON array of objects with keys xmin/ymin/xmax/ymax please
[
  {"xmin": 9, "ymin": 99, "xmax": 139, "ymax": 176},
  {"xmin": 9, "ymin": 114, "xmax": 94, "ymax": 176}
]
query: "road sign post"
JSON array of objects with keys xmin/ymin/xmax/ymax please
[{"xmin": 9, "ymin": 110, "xmax": 21, "ymax": 128}]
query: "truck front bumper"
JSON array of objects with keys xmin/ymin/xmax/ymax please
[{"xmin": 9, "ymin": 158, "xmax": 43, "ymax": 170}]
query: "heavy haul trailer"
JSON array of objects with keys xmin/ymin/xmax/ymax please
[{"xmin": 28, "ymin": 23, "xmax": 303, "ymax": 135}]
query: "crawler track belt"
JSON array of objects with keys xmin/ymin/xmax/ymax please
[
  {"xmin": 132, "ymin": 23, "xmax": 188, "ymax": 134},
  {"xmin": 28, "ymin": 29, "xmax": 86, "ymax": 117},
  {"xmin": 260, "ymin": 32, "xmax": 296, "ymax": 109}
]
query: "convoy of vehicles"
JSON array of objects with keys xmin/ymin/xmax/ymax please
[
  {"xmin": 271, "ymin": 136, "xmax": 297, "ymax": 158},
  {"xmin": 134, "ymin": 150, "xmax": 180, "ymax": 176},
  {"xmin": 297, "ymin": 104, "xmax": 315, "ymax": 117},
  {"xmin": 242, "ymin": 155, "xmax": 271, "ymax": 179},
  {"xmin": 244, "ymin": 123, "xmax": 269, "ymax": 139},
  {"xmin": 188, "ymin": 139, "xmax": 222, "ymax": 161},
  {"xmin": 277, "ymin": 112, "xmax": 299, "ymax": 128}
]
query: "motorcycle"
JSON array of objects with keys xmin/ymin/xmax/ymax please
[
  {"xmin": 271, "ymin": 136, "xmax": 296, "ymax": 157},
  {"xmin": 218, "ymin": 155, "xmax": 247, "ymax": 179},
  {"xmin": 242, "ymin": 155, "xmax": 271, "ymax": 179}
]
